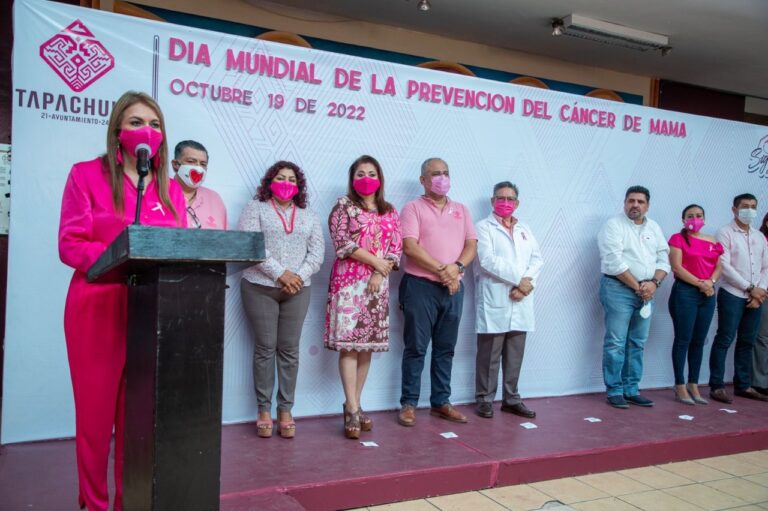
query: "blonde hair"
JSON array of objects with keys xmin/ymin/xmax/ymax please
[{"xmin": 104, "ymin": 91, "xmax": 178, "ymax": 222}]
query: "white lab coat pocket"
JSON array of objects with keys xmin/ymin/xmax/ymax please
[{"xmin": 482, "ymin": 280, "xmax": 510, "ymax": 308}]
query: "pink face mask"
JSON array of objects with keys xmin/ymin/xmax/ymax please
[
  {"xmin": 353, "ymin": 176, "xmax": 381, "ymax": 196},
  {"xmin": 270, "ymin": 181, "xmax": 298, "ymax": 201},
  {"xmin": 494, "ymin": 200, "xmax": 517, "ymax": 218},
  {"xmin": 685, "ymin": 217, "xmax": 705, "ymax": 232},
  {"xmin": 118, "ymin": 126, "xmax": 163, "ymax": 159},
  {"xmin": 430, "ymin": 175, "xmax": 450, "ymax": 195}
]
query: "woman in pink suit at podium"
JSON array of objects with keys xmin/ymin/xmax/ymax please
[{"xmin": 58, "ymin": 91, "xmax": 186, "ymax": 511}]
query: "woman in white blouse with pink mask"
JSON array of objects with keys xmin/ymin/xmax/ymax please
[{"xmin": 237, "ymin": 161, "xmax": 324, "ymax": 439}]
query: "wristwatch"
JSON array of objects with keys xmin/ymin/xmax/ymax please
[
  {"xmin": 747, "ymin": 284, "xmax": 755, "ymax": 293},
  {"xmin": 651, "ymin": 278, "xmax": 662, "ymax": 288},
  {"xmin": 455, "ymin": 261, "xmax": 465, "ymax": 274}
]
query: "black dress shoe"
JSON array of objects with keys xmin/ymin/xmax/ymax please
[
  {"xmin": 607, "ymin": 395, "xmax": 629, "ymax": 409},
  {"xmin": 753, "ymin": 386, "xmax": 768, "ymax": 396},
  {"xmin": 501, "ymin": 402, "xmax": 536, "ymax": 418},
  {"xmin": 475, "ymin": 402, "xmax": 494, "ymax": 418},
  {"xmin": 624, "ymin": 394, "xmax": 654, "ymax": 407},
  {"xmin": 734, "ymin": 387, "xmax": 768, "ymax": 402}
]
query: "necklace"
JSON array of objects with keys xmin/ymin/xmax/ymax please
[{"xmin": 271, "ymin": 198, "xmax": 296, "ymax": 234}]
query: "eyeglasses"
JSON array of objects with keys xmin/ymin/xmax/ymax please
[
  {"xmin": 493, "ymin": 196, "xmax": 518, "ymax": 202},
  {"xmin": 187, "ymin": 206, "xmax": 202, "ymax": 229}
]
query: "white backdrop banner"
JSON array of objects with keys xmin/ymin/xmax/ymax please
[{"xmin": 4, "ymin": 0, "xmax": 768, "ymax": 443}]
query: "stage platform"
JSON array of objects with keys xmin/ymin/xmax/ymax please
[{"xmin": 2, "ymin": 385, "xmax": 767, "ymax": 510}]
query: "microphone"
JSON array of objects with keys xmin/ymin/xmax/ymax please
[
  {"xmin": 135, "ymin": 142, "xmax": 152, "ymax": 178},
  {"xmin": 133, "ymin": 142, "xmax": 153, "ymax": 225}
]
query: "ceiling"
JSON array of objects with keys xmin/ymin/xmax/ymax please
[{"xmin": 253, "ymin": 0, "xmax": 768, "ymax": 100}]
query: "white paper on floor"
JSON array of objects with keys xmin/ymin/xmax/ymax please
[
  {"xmin": 719, "ymin": 408, "xmax": 738, "ymax": 414},
  {"xmin": 360, "ymin": 441, "xmax": 379, "ymax": 447},
  {"xmin": 583, "ymin": 417, "xmax": 602, "ymax": 423},
  {"xmin": 440, "ymin": 432, "xmax": 458, "ymax": 439},
  {"xmin": 678, "ymin": 415, "xmax": 694, "ymax": 421},
  {"xmin": 520, "ymin": 422, "xmax": 538, "ymax": 429}
]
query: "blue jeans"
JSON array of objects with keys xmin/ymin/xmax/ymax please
[
  {"xmin": 600, "ymin": 276, "xmax": 652, "ymax": 397},
  {"xmin": 399, "ymin": 273, "xmax": 464, "ymax": 407},
  {"xmin": 709, "ymin": 288, "xmax": 763, "ymax": 390},
  {"xmin": 668, "ymin": 280, "xmax": 716, "ymax": 385}
]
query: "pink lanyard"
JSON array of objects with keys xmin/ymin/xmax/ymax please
[{"xmin": 271, "ymin": 199, "xmax": 296, "ymax": 234}]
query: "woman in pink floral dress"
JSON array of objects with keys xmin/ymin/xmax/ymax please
[{"xmin": 325, "ymin": 155, "xmax": 402, "ymax": 439}]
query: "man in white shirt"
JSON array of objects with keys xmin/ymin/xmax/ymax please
[
  {"xmin": 709, "ymin": 193, "xmax": 768, "ymax": 403},
  {"xmin": 473, "ymin": 182, "xmax": 543, "ymax": 419},
  {"xmin": 598, "ymin": 186, "xmax": 670, "ymax": 409}
]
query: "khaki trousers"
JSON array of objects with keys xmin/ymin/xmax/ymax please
[{"xmin": 241, "ymin": 279, "xmax": 311, "ymax": 413}]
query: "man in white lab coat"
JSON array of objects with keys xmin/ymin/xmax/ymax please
[{"xmin": 473, "ymin": 181, "xmax": 543, "ymax": 419}]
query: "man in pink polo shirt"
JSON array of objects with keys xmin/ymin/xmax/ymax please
[
  {"xmin": 172, "ymin": 140, "xmax": 228, "ymax": 230},
  {"xmin": 397, "ymin": 157, "xmax": 477, "ymax": 427}
]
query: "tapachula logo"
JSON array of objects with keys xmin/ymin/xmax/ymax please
[
  {"xmin": 749, "ymin": 135, "xmax": 768, "ymax": 178},
  {"xmin": 39, "ymin": 20, "xmax": 115, "ymax": 93}
]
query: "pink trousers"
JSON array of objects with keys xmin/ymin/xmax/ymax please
[{"xmin": 64, "ymin": 272, "xmax": 127, "ymax": 511}]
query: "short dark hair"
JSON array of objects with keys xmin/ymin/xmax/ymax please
[
  {"xmin": 625, "ymin": 185, "xmax": 650, "ymax": 202},
  {"xmin": 733, "ymin": 193, "xmax": 757, "ymax": 207},
  {"xmin": 174, "ymin": 140, "xmax": 208, "ymax": 160},
  {"xmin": 493, "ymin": 181, "xmax": 519, "ymax": 197}
]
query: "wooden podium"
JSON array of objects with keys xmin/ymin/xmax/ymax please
[{"xmin": 88, "ymin": 225, "xmax": 264, "ymax": 511}]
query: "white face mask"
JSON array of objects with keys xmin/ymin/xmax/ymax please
[
  {"xmin": 176, "ymin": 164, "xmax": 206, "ymax": 189},
  {"xmin": 738, "ymin": 208, "xmax": 758, "ymax": 223}
]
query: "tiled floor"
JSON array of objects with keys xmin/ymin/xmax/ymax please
[{"xmin": 352, "ymin": 450, "xmax": 768, "ymax": 511}]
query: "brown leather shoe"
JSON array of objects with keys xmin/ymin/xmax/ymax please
[
  {"xmin": 710, "ymin": 388, "xmax": 733, "ymax": 404},
  {"xmin": 734, "ymin": 387, "xmax": 768, "ymax": 402},
  {"xmin": 397, "ymin": 405, "xmax": 416, "ymax": 427},
  {"xmin": 429, "ymin": 404, "xmax": 468, "ymax": 423},
  {"xmin": 501, "ymin": 402, "xmax": 536, "ymax": 418}
]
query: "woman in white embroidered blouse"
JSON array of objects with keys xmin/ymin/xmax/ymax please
[{"xmin": 237, "ymin": 160, "xmax": 324, "ymax": 439}]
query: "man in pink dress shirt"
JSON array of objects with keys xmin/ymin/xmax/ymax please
[
  {"xmin": 172, "ymin": 140, "xmax": 228, "ymax": 230},
  {"xmin": 709, "ymin": 193, "xmax": 768, "ymax": 403}
]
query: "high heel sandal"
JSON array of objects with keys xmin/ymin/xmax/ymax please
[
  {"xmin": 257, "ymin": 413, "xmax": 273, "ymax": 438},
  {"xmin": 687, "ymin": 384, "xmax": 709, "ymax": 405},
  {"xmin": 359, "ymin": 408, "xmax": 373, "ymax": 432},
  {"xmin": 278, "ymin": 411, "xmax": 296, "ymax": 439},
  {"xmin": 674, "ymin": 386, "xmax": 695, "ymax": 405},
  {"xmin": 343, "ymin": 405, "xmax": 361, "ymax": 439}
]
